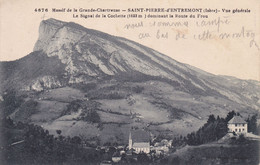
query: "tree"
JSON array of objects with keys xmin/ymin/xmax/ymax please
[
  {"xmin": 2, "ymin": 117, "xmax": 14, "ymax": 128},
  {"xmin": 63, "ymin": 100, "xmax": 82, "ymax": 115},
  {"xmin": 56, "ymin": 130, "xmax": 62, "ymax": 135},
  {"xmin": 207, "ymin": 114, "xmax": 216, "ymax": 123},
  {"xmin": 1, "ymin": 90, "xmax": 24, "ymax": 117},
  {"xmin": 71, "ymin": 136, "xmax": 82, "ymax": 145},
  {"xmin": 137, "ymin": 152, "xmax": 150, "ymax": 163},
  {"xmin": 185, "ymin": 113, "xmax": 229, "ymax": 146},
  {"xmin": 2, "ymin": 118, "xmax": 100, "ymax": 164},
  {"xmin": 225, "ymin": 111, "xmax": 236, "ymax": 122},
  {"xmin": 247, "ymin": 114, "xmax": 258, "ymax": 134},
  {"xmin": 84, "ymin": 109, "xmax": 100, "ymax": 123}
]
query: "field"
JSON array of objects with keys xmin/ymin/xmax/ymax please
[
  {"xmin": 167, "ymin": 140, "xmax": 259, "ymax": 165},
  {"xmin": 6, "ymin": 80, "xmax": 259, "ymax": 144}
]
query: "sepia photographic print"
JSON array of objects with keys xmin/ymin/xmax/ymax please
[{"xmin": 0, "ymin": 0, "xmax": 259, "ymax": 164}]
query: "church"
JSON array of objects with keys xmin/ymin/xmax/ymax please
[{"xmin": 128, "ymin": 129, "xmax": 150, "ymax": 153}]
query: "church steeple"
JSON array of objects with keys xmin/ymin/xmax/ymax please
[{"xmin": 129, "ymin": 131, "xmax": 132, "ymax": 149}]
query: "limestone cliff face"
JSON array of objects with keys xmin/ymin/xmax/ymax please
[
  {"xmin": 30, "ymin": 76, "xmax": 62, "ymax": 91},
  {"xmin": 32, "ymin": 19, "xmax": 199, "ymax": 85},
  {"xmin": 31, "ymin": 19, "xmax": 260, "ymax": 107},
  {"xmin": 33, "ymin": 19, "xmax": 114, "ymax": 81},
  {"xmin": 34, "ymin": 18, "xmax": 66, "ymax": 52},
  {"xmin": 1, "ymin": 18, "xmax": 259, "ymax": 113}
]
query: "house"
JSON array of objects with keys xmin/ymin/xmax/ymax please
[
  {"xmin": 129, "ymin": 130, "xmax": 150, "ymax": 153},
  {"xmin": 152, "ymin": 145, "xmax": 169, "ymax": 155},
  {"xmin": 228, "ymin": 116, "xmax": 247, "ymax": 134},
  {"xmin": 100, "ymin": 160, "xmax": 112, "ymax": 165},
  {"xmin": 152, "ymin": 139, "xmax": 171, "ymax": 155},
  {"xmin": 112, "ymin": 152, "xmax": 121, "ymax": 163}
]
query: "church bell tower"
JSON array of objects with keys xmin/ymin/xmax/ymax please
[{"xmin": 129, "ymin": 131, "xmax": 132, "ymax": 149}]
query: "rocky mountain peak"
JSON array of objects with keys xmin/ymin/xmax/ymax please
[
  {"xmin": 29, "ymin": 19, "xmax": 242, "ymax": 96},
  {"xmin": 34, "ymin": 18, "xmax": 66, "ymax": 52},
  {"xmin": 32, "ymin": 19, "xmax": 186, "ymax": 83},
  {"xmin": 13, "ymin": 18, "xmax": 259, "ymax": 103},
  {"xmin": 1, "ymin": 18, "xmax": 259, "ymax": 142}
]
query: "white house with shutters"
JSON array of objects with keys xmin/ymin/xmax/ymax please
[{"xmin": 228, "ymin": 116, "xmax": 247, "ymax": 134}]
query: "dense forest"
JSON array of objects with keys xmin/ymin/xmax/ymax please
[
  {"xmin": 0, "ymin": 117, "xmax": 101, "ymax": 164},
  {"xmin": 172, "ymin": 111, "xmax": 259, "ymax": 147}
]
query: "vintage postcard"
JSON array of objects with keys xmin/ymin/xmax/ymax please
[{"xmin": 0, "ymin": 0, "xmax": 259, "ymax": 164}]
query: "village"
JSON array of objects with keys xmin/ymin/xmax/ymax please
[
  {"xmin": 93, "ymin": 115, "xmax": 260, "ymax": 165},
  {"xmin": 96, "ymin": 129, "xmax": 174, "ymax": 165},
  {"xmin": 2, "ymin": 95, "xmax": 259, "ymax": 165}
]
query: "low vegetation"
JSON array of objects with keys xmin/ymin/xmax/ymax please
[
  {"xmin": 0, "ymin": 90, "xmax": 24, "ymax": 118},
  {"xmin": 70, "ymin": 82, "xmax": 97, "ymax": 92},
  {"xmin": 62, "ymin": 99, "xmax": 101, "ymax": 123},
  {"xmin": 167, "ymin": 140, "xmax": 259, "ymax": 165}
]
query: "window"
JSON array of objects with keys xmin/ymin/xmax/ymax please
[
  {"xmin": 242, "ymin": 129, "xmax": 245, "ymax": 131},
  {"xmin": 239, "ymin": 129, "xmax": 241, "ymax": 132},
  {"xmin": 235, "ymin": 124, "xmax": 237, "ymax": 127},
  {"xmin": 235, "ymin": 129, "xmax": 237, "ymax": 132},
  {"xmin": 242, "ymin": 124, "xmax": 245, "ymax": 126}
]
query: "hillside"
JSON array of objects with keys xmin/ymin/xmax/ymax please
[
  {"xmin": 167, "ymin": 137, "xmax": 259, "ymax": 165},
  {"xmin": 0, "ymin": 18, "xmax": 260, "ymax": 144}
]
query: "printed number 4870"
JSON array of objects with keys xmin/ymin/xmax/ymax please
[{"xmin": 35, "ymin": 8, "xmax": 48, "ymax": 12}]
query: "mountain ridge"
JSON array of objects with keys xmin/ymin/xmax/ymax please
[
  {"xmin": 0, "ymin": 18, "xmax": 259, "ymax": 143},
  {"xmin": 31, "ymin": 19, "xmax": 223, "ymax": 96}
]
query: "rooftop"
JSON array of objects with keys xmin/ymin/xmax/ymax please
[
  {"xmin": 133, "ymin": 142, "xmax": 150, "ymax": 148},
  {"xmin": 228, "ymin": 116, "xmax": 247, "ymax": 124},
  {"xmin": 130, "ymin": 130, "xmax": 150, "ymax": 143}
]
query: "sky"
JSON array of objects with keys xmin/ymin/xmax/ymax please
[{"xmin": 0, "ymin": 0, "xmax": 259, "ymax": 81}]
